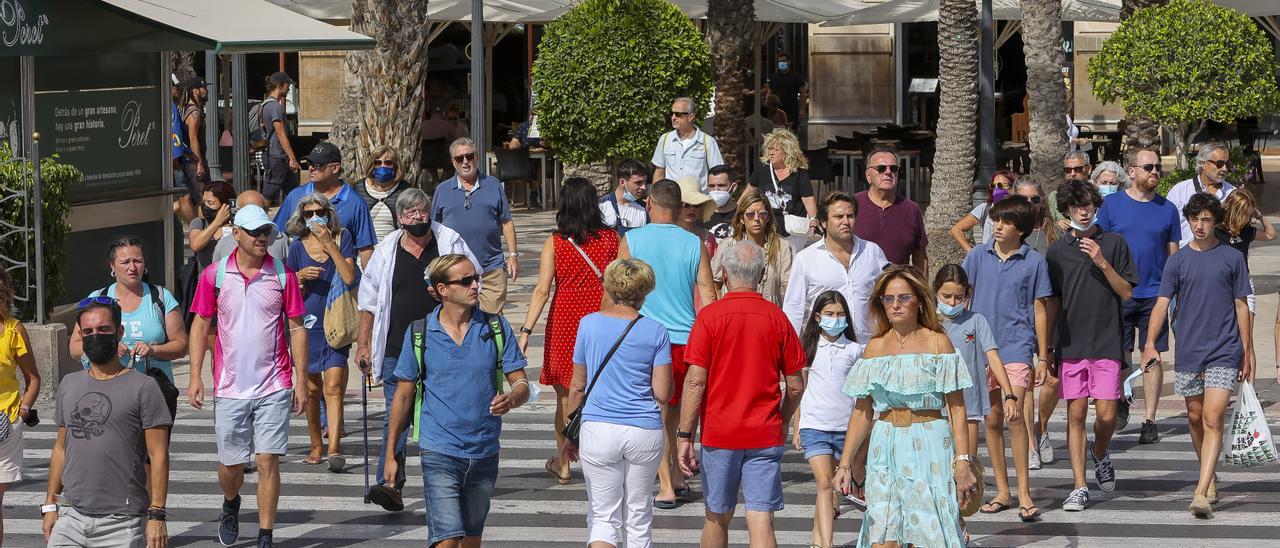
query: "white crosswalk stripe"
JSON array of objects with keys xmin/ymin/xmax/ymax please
[{"xmin": 7, "ymin": 399, "xmax": 1279, "ymax": 546}]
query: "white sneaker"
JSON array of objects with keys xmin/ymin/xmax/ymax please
[
  {"xmin": 1038, "ymin": 431, "xmax": 1055, "ymax": 464},
  {"xmin": 1028, "ymin": 447, "xmax": 1042, "ymax": 470},
  {"xmin": 1063, "ymin": 486, "xmax": 1090, "ymax": 511}
]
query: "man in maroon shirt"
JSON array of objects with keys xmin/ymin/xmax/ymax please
[{"xmin": 854, "ymin": 147, "xmax": 928, "ymax": 273}]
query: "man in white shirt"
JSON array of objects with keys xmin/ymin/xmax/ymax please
[
  {"xmin": 1166, "ymin": 142, "xmax": 1235, "ymax": 247},
  {"xmin": 783, "ymin": 191, "xmax": 891, "ymax": 343},
  {"xmin": 651, "ymin": 97, "xmax": 725, "ymax": 192},
  {"xmin": 599, "ymin": 158, "xmax": 650, "ymax": 235}
]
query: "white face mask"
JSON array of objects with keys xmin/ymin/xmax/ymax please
[{"xmin": 708, "ymin": 190, "xmax": 732, "ymax": 207}]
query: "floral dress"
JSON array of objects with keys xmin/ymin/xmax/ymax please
[{"xmin": 842, "ymin": 352, "xmax": 973, "ymax": 548}]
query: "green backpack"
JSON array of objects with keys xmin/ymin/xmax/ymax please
[{"xmin": 408, "ymin": 314, "xmax": 507, "ymax": 442}]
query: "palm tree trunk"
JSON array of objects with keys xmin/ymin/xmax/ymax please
[
  {"xmin": 1119, "ymin": 0, "xmax": 1168, "ymax": 151},
  {"xmin": 170, "ymin": 52, "xmax": 197, "ymax": 81},
  {"xmin": 706, "ymin": 0, "xmax": 755, "ymax": 179},
  {"xmin": 1021, "ymin": 0, "xmax": 1069, "ymax": 192},
  {"xmin": 329, "ymin": 0, "xmax": 429, "ymax": 187},
  {"xmin": 926, "ymin": 0, "xmax": 981, "ymax": 273}
]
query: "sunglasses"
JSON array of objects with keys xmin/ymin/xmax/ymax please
[
  {"xmin": 240, "ymin": 225, "xmax": 274, "ymax": 238},
  {"xmin": 373, "ymin": 159, "xmax": 396, "ymax": 167},
  {"xmin": 869, "ymin": 164, "xmax": 900, "ymax": 175},
  {"xmin": 1027, "ymin": 195, "xmax": 1043, "ymax": 204},
  {"xmin": 1137, "ymin": 163, "xmax": 1162, "ymax": 172},
  {"xmin": 1063, "ymin": 165, "xmax": 1089, "ymax": 174},
  {"xmin": 77, "ymin": 295, "xmax": 119, "ymax": 310},
  {"xmin": 879, "ymin": 294, "xmax": 916, "ymax": 306},
  {"xmin": 743, "ymin": 210, "xmax": 770, "ymax": 220},
  {"xmin": 670, "ymin": 111, "xmax": 690, "ymax": 117},
  {"xmin": 1204, "ymin": 159, "xmax": 1229, "ymax": 169},
  {"xmin": 307, "ymin": 162, "xmax": 335, "ymax": 171},
  {"xmin": 300, "ymin": 209, "xmax": 330, "ymax": 219},
  {"xmin": 443, "ymin": 274, "xmax": 480, "ymax": 287},
  {"xmin": 452, "ymin": 152, "xmax": 476, "ymax": 163}
]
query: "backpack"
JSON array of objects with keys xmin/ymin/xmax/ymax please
[
  {"xmin": 408, "ymin": 313, "xmax": 507, "ymax": 442},
  {"xmin": 214, "ymin": 254, "xmax": 287, "ymax": 299},
  {"xmin": 95, "ymin": 282, "xmax": 166, "ymax": 341},
  {"xmin": 94, "ymin": 283, "xmax": 180, "ymax": 418},
  {"xmin": 322, "ymin": 233, "xmax": 360, "ymax": 348},
  {"xmin": 248, "ymin": 100, "xmax": 269, "ymax": 151}
]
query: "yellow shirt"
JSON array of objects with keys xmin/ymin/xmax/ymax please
[{"xmin": 0, "ymin": 317, "xmax": 28, "ymax": 422}]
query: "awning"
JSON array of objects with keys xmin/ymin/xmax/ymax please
[
  {"xmin": 269, "ymin": 0, "xmax": 874, "ymax": 23},
  {"xmin": 825, "ymin": 0, "xmax": 1122, "ymax": 25},
  {"xmin": 0, "ymin": 0, "xmax": 373, "ymax": 57}
]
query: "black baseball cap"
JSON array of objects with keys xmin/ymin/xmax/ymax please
[
  {"xmin": 268, "ymin": 71, "xmax": 294, "ymax": 87},
  {"xmin": 182, "ymin": 76, "xmax": 207, "ymax": 90},
  {"xmin": 304, "ymin": 141, "xmax": 342, "ymax": 166}
]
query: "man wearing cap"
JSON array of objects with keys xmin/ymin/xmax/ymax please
[
  {"xmin": 173, "ymin": 76, "xmax": 210, "ymax": 225},
  {"xmin": 274, "ymin": 141, "xmax": 377, "ymax": 266},
  {"xmin": 262, "ymin": 72, "xmax": 299, "ymax": 203},
  {"xmin": 188, "ymin": 204, "xmax": 308, "ymax": 548}
]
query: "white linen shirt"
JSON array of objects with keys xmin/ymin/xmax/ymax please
[
  {"xmin": 1166, "ymin": 176, "xmax": 1235, "ymax": 247},
  {"xmin": 650, "ymin": 128, "xmax": 725, "ymax": 192},
  {"xmin": 783, "ymin": 237, "xmax": 890, "ymax": 343},
  {"xmin": 798, "ymin": 335, "xmax": 865, "ymax": 432}
]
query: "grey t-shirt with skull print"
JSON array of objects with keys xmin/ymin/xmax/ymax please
[{"xmin": 55, "ymin": 369, "xmax": 172, "ymax": 515}]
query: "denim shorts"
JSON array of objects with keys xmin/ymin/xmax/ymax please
[
  {"xmin": 700, "ymin": 445, "xmax": 785, "ymax": 514},
  {"xmin": 421, "ymin": 449, "xmax": 500, "ymax": 544},
  {"xmin": 798, "ymin": 428, "xmax": 846, "ymax": 461}
]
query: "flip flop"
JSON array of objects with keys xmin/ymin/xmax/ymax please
[
  {"xmin": 654, "ymin": 498, "xmax": 678, "ymax": 510},
  {"xmin": 979, "ymin": 500, "xmax": 1011, "ymax": 514},
  {"xmin": 675, "ymin": 486, "xmax": 691, "ymax": 499},
  {"xmin": 545, "ymin": 457, "xmax": 571, "ymax": 485},
  {"xmin": 1019, "ymin": 506, "xmax": 1042, "ymax": 522},
  {"xmin": 302, "ymin": 455, "xmax": 324, "ymax": 465}
]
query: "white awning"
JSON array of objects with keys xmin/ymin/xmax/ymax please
[
  {"xmin": 105, "ymin": 0, "xmax": 374, "ymax": 53},
  {"xmin": 269, "ymin": 0, "xmax": 873, "ymax": 24},
  {"xmin": 825, "ymin": 0, "xmax": 1121, "ymax": 25}
]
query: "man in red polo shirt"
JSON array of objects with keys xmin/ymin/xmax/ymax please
[
  {"xmin": 676, "ymin": 239, "xmax": 806, "ymax": 548},
  {"xmin": 854, "ymin": 147, "xmax": 929, "ymax": 273}
]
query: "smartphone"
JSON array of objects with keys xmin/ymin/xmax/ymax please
[{"xmin": 1142, "ymin": 357, "xmax": 1158, "ymax": 372}]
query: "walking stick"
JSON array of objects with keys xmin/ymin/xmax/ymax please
[{"xmin": 361, "ymin": 360, "xmax": 370, "ymax": 504}]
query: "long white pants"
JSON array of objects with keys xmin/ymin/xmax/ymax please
[{"xmin": 579, "ymin": 421, "xmax": 665, "ymax": 547}]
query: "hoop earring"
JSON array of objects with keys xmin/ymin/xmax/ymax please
[{"xmin": 110, "ymin": 271, "xmax": 116, "ymax": 278}]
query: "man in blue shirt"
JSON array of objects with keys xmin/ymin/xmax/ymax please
[
  {"xmin": 651, "ymin": 97, "xmax": 725, "ymax": 192},
  {"xmin": 431, "ymin": 137, "xmax": 519, "ymax": 314},
  {"xmin": 383, "ymin": 253, "xmax": 531, "ymax": 546},
  {"xmin": 273, "ymin": 141, "xmax": 377, "ymax": 266},
  {"xmin": 1096, "ymin": 147, "xmax": 1181, "ymax": 444}
]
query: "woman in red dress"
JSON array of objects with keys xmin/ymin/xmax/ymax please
[{"xmin": 518, "ymin": 177, "xmax": 619, "ymax": 484}]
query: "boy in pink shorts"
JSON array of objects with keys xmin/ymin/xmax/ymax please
[{"xmin": 1046, "ymin": 181, "xmax": 1137, "ymax": 512}]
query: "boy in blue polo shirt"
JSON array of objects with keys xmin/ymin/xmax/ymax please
[{"xmin": 962, "ymin": 195, "xmax": 1052, "ymax": 522}]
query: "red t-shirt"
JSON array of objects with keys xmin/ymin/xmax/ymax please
[{"xmin": 683, "ymin": 291, "xmax": 806, "ymax": 449}]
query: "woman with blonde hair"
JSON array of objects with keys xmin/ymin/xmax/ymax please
[
  {"xmin": 354, "ymin": 145, "xmax": 414, "ymax": 241},
  {"xmin": 833, "ymin": 266, "xmax": 976, "ymax": 547},
  {"xmin": 747, "ymin": 128, "xmax": 817, "ymax": 251},
  {"xmin": 711, "ymin": 191, "xmax": 794, "ymax": 305}
]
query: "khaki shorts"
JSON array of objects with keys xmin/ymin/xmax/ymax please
[{"xmin": 479, "ymin": 267, "xmax": 508, "ymax": 314}]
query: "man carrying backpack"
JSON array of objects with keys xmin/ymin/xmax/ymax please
[
  {"xmin": 261, "ymin": 71, "xmax": 299, "ymax": 204},
  {"xmin": 187, "ymin": 204, "xmax": 308, "ymax": 548},
  {"xmin": 383, "ymin": 253, "xmax": 531, "ymax": 547}
]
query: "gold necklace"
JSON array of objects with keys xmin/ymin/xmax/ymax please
[{"xmin": 894, "ymin": 329, "xmax": 913, "ymax": 350}]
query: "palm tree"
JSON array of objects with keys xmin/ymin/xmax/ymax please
[
  {"xmin": 706, "ymin": 0, "xmax": 755, "ymax": 179},
  {"xmin": 1021, "ymin": 0, "xmax": 1069, "ymax": 192},
  {"xmin": 330, "ymin": 0, "xmax": 429, "ymax": 186},
  {"xmin": 1119, "ymin": 0, "xmax": 1168, "ymax": 151},
  {"xmin": 925, "ymin": 0, "xmax": 981, "ymax": 271}
]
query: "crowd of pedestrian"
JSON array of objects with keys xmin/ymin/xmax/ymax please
[{"xmin": 17, "ymin": 79, "xmax": 1271, "ymax": 548}]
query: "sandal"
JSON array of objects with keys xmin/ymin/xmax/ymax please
[
  {"xmin": 675, "ymin": 485, "xmax": 691, "ymax": 499},
  {"xmin": 302, "ymin": 455, "xmax": 324, "ymax": 465},
  {"xmin": 544, "ymin": 457, "xmax": 571, "ymax": 485},
  {"xmin": 654, "ymin": 498, "xmax": 678, "ymax": 510},
  {"xmin": 979, "ymin": 499, "xmax": 1011, "ymax": 514},
  {"xmin": 1019, "ymin": 505, "xmax": 1042, "ymax": 522}
]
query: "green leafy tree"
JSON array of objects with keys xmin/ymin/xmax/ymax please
[
  {"xmin": 1089, "ymin": 0, "xmax": 1280, "ymax": 169},
  {"xmin": 533, "ymin": 0, "xmax": 713, "ymax": 187},
  {"xmin": 0, "ymin": 144, "xmax": 81, "ymax": 321}
]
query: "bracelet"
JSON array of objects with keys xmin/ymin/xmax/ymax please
[
  {"xmin": 40, "ymin": 503, "xmax": 57, "ymax": 515},
  {"xmin": 511, "ymin": 379, "xmax": 530, "ymax": 390},
  {"xmin": 953, "ymin": 454, "xmax": 972, "ymax": 463},
  {"xmin": 676, "ymin": 430, "xmax": 693, "ymax": 439},
  {"xmin": 835, "ymin": 465, "xmax": 852, "ymax": 471},
  {"xmin": 146, "ymin": 506, "xmax": 167, "ymax": 521}
]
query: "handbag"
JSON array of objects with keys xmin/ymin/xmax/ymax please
[
  {"xmin": 323, "ymin": 233, "xmax": 362, "ymax": 348},
  {"xmin": 958, "ymin": 454, "xmax": 985, "ymax": 517},
  {"xmin": 767, "ymin": 165, "xmax": 810, "ymax": 235},
  {"xmin": 138, "ymin": 356, "xmax": 180, "ymax": 421},
  {"xmin": 566, "ymin": 237, "xmax": 603, "ymax": 280},
  {"xmin": 561, "ymin": 316, "xmax": 642, "ymax": 445}
]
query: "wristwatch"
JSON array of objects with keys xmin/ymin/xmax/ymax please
[
  {"xmin": 519, "ymin": 326, "xmax": 533, "ymax": 335},
  {"xmin": 953, "ymin": 454, "xmax": 972, "ymax": 463},
  {"xmin": 40, "ymin": 503, "xmax": 57, "ymax": 515},
  {"xmin": 676, "ymin": 430, "xmax": 693, "ymax": 439},
  {"xmin": 508, "ymin": 252, "xmax": 519, "ymax": 258},
  {"xmin": 1004, "ymin": 394, "xmax": 1018, "ymax": 402}
]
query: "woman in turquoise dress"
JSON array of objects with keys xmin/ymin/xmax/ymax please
[{"xmin": 833, "ymin": 266, "xmax": 978, "ymax": 547}]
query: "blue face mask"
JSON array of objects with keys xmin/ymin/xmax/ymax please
[
  {"xmin": 307, "ymin": 215, "xmax": 329, "ymax": 228},
  {"xmin": 623, "ymin": 190, "xmax": 639, "ymax": 203},
  {"xmin": 778, "ymin": 61, "xmax": 789, "ymax": 71},
  {"xmin": 372, "ymin": 166, "xmax": 396, "ymax": 183},
  {"xmin": 1068, "ymin": 213, "xmax": 1097, "ymax": 233},
  {"xmin": 1097, "ymin": 184, "xmax": 1118, "ymax": 197},
  {"xmin": 818, "ymin": 316, "xmax": 847, "ymax": 336},
  {"xmin": 937, "ymin": 301, "xmax": 964, "ymax": 318}
]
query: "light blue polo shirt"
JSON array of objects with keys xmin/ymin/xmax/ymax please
[
  {"xmin": 273, "ymin": 181, "xmax": 377, "ymax": 250},
  {"xmin": 650, "ymin": 129, "xmax": 724, "ymax": 192},
  {"xmin": 962, "ymin": 242, "xmax": 1052, "ymax": 365},
  {"xmin": 431, "ymin": 174, "xmax": 512, "ymax": 272},
  {"xmin": 625, "ymin": 224, "xmax": 701, "ymax": 344},
  {"xmin": 391, "ymin": 306, "xmax": 527, "ymax": 459}
]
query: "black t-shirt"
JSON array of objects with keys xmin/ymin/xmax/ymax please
[
  {"xmin": 701, "ymin": 210, "xmax": 736, "ymax": 240},
  {"xmin": 1215, "ymin": 226, "xmax": 1256, "ymax": 265},
  {"xmin": 1045, "ymin": 228, "xmax": 1138, "ymax": 361},
  {"xmin": 748, "ymin": 164, "xmax": 812, "ymax": 236},
  {"xmin": 384, "ymin": 239, "xmax": 441, "ymax": 360},
  {"xmin": 769, "ymin": 70, "xmax": 804, "ymax": 114}
]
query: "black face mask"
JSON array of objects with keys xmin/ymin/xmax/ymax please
[
  {"xmin": 201, "ymin": 205, "xmax": 218, "ymax": 223},
  {"xmin": 404, "ymin": 221, "xmax": 432, "ymax": 237},
  {"xmin": 82, "ymin": 333, "xmax": 119, "ymax": 365}
]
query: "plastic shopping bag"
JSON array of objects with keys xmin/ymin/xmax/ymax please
[{"xmin": 1222, "ymin": 381, "xmax": 1279, "ymax": 468}]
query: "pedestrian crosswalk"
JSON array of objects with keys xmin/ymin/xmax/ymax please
[{"xmin": 6, "ymin": 397, "xmax": 1279, "ymax": 546}]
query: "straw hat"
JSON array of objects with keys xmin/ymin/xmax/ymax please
[{"xmin": 675, "ymin": 177, "xmax": 715, "ymax": 222}]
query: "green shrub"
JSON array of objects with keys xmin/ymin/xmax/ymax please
[
  {"xmin": 0, "ymin": 144, "xmax": 81, "ymax": 321},
  {"xmin": 532, "ymin": 0, "xmax": 713, "ymax": 166}
]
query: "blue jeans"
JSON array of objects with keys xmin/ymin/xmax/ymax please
[
  {"xmin": 377, "ymin": 357, "xmax": 410, "ymax": 489},
  {"xmin": 700, "ymin": 445, "xmax": 785, "ymax": 514},
  {"xmin": 421, "ymin": 449, "xmax": 500, "ymax": 545}
]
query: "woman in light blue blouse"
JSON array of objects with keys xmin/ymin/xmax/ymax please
[{"xmin": 833, "ymin": 266, "xmax": 977, "ymax": 547}]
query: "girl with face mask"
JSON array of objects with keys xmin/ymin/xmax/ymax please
[
  {"xmin": 355, "ymin": 146, "xmax": 413, "ymax": 241},
  {"xmin": 791, "ymin": 290, "xmax": 864, "ymax": 548},
  {"xmin": 950, "ymin": 170, "xmax": 1019, "ymax": 253}
]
